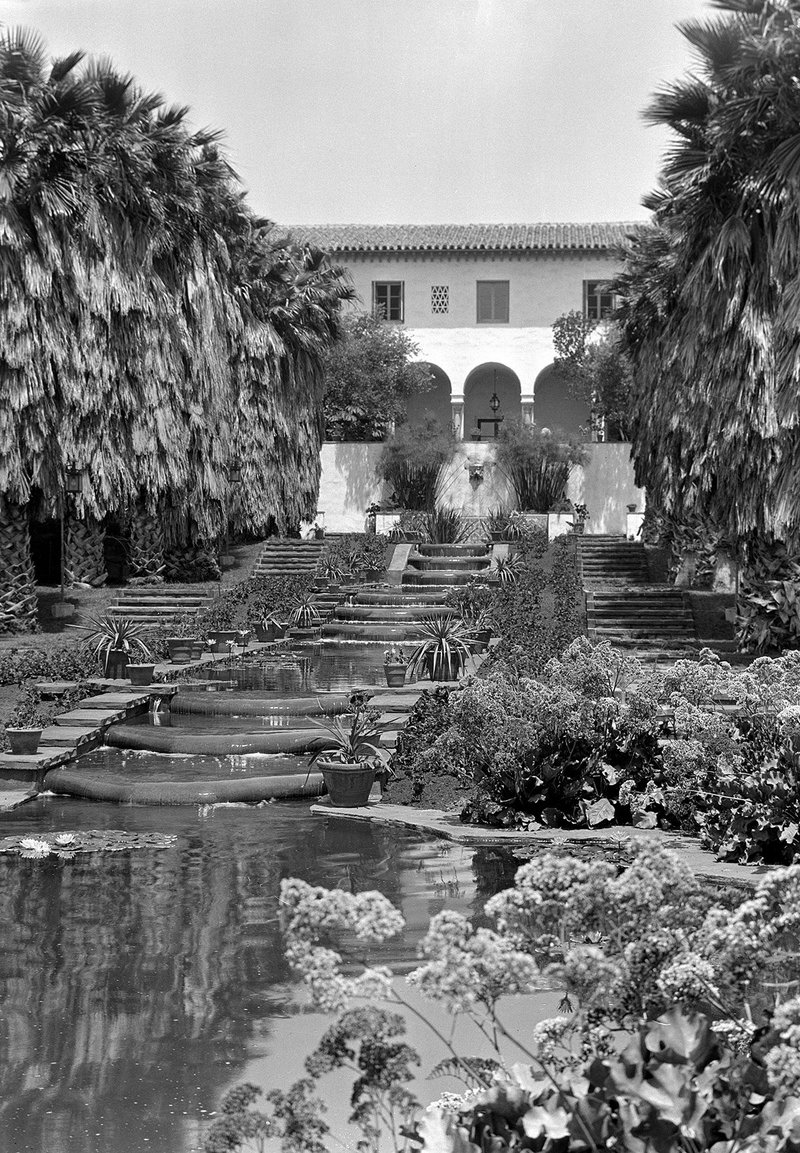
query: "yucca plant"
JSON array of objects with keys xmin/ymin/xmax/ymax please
[
  {"xmin": 494, "ymin": 554, "xmax": 523, "ymax": 584},
  {"xmin": 72, "ymin": 614, "xmax": 152, "ymax": 675},
  {"xmin": 408, "ymin": 615, "xmax": 475, "ymax": 681},
  {"xmin": 423, "ymin": 507, "xmax": 469, "ymax": 545},
  {"xmin": 321, "ymin": 558, "xmax": 348, "ymax": 585},
  {"xmin": 309, "ymin": 703, "xmax": 393, "ymax": 768},
  {"xmin": 288, "ymin": 596, "xmax": 322, "ymax": 630}
]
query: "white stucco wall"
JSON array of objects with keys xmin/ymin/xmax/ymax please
[
  {"xmin": 567, "ymin": 442, "xmax": 645, "ymax": 535},
  {"xmin": 318, "ymin": 440, "xmax": 645, "ymax": 535},
  {"xmin": 317, "ymin": 442, "xmax": 386, "ymax": 533},
  {"xmin": 340, "ymin": 249, "xmax": 622, "ymax": 403}
]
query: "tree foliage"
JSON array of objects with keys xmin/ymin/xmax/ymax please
[
  {"xmin": 613, "ymin": 0, "xmax": 800, "ymax": 543},
  {"xmin": 552, "ymin": 309, "xmax": 635, "ymax": 440},
  {"xmin": 0, "ymin": 28, "xmax": 353, "ymax": 544},
  {"xmin": 376, "ymin": 416, "xmax": 456, "ymax": 510},
  {"xmin": 321, "ymin": 311, "xmax": 433, "ymax": 441}
]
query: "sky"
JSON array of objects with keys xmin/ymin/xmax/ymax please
[{"xmin": 0, "ymin": 0, "xmax": 713, "ymax": 225}]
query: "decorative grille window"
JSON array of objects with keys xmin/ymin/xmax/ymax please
[
  {"xmin": 584, "ymin": 280, "xmax": 615, "ymax": 320},
  {"xmin": 476, "ymin": 280, "xmax": 509, "ymax": 323},
  {"xmin": 431, "ymin": 285, "xmax": 449, "ymax": 314},
  {"xmin": 373, "ymin": 281, "xmax": 404, "ymax": 321}
]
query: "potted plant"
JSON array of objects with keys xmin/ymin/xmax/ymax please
[
  {"xmin": 627, "ymin": 502, "xmax": 638, "ymax": 514},
  {"xmin": 4, "ymin": 688, "xmax": 49, "ymax": 755},
  {"xmin": 469, "ymin": 426, "xmax": 481, "ymax": 442},
  {"xmin": 73, "ymin": 613, "xmax": 152, "ymax": 679},
  {"xmin": 408, "ymin": 616, "xmax": 476, "ymax": 682},
  {"xmin": 571, "ymin": 503, "xmax": 590, "ymax": 534},
  {"xmin": 383, "ymin": 646, "xmax": 407, "ymax": 687},
  {"xmin": 312, "ymin": 521, "xmax": 325, "ymax": 540},
  {"xmin": 254, "ymin": 611, "xmax": 287, "ymax": 643},
  {"xmin": 127, "ymin": 660, "xmax": 157, "ymax": 686},
  {"xmin": 310, "ymin": 695, "xmax": 392, "ymax": 807},
  {"xmin": 321, "ymin": 558, "xmax": 348, "ymax": 591},
  {"xmin": 485, "ymin": 507, "xmax": 509, "ymax": 543},
  {"xmin": 288, "ymin": 595, "xmax": 322, "ymax": 636}
]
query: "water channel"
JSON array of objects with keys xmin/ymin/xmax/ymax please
[{"xmin": 0, "ymin": 624, "xmax": 557, "ymax": 1152}]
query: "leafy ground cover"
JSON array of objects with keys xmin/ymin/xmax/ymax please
[{"xmin": 391, "ymin": 635, "xmax": 800, "ymax": 866}]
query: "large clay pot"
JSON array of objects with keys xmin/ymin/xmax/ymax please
[
  {"xmin": 318, "ymin": 760, "xmax": 375, "ymax": 807},
  {"xmin": 384, "ymin": 663, "xmax": 406, "ymax": 688},
  {"xmin": 167, "ymin": 638, "xmax": 194, "ymax": 663},
  {"xmin": 128, "ymin": 664, "xmax": 156, "ymax": 686},
  {"xmin": 6, "ymin": 728, "xmax": 42, "ymax": 755},
  {"xmin": 105, "ymin": 647, "xmax": 129, "ymax": 679}
]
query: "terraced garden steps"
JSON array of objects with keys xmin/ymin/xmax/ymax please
[
  {"xmin": 109, "ymin": 587, "xmax": 215, "ymax": 626},
  {"xmin": 253, "ymin": 539, "xmax": 325, "ymax": 578},
  {"xmin": 580, "ymin": 535, "xmax": 699, "ymax": 658}
]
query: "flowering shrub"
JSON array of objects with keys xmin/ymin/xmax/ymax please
[{"xmin": 206, "ymin": 843, "xmax": 800, "ymax": 1152}]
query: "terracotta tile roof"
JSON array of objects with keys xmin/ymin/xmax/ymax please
[{"xmin": 286, "ymin": 222, "xmax": 642, "ymax": 254}]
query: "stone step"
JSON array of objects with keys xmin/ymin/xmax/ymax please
[
  {"xmin": 588, "ymin": 605, "xmax": 693, "ymax": 618},
  {"xmin": 417, "ymin": 544, "xmax": 489, "ymax": 556},
  {"xmin": 335, "ymin": 605, "xmax": 453, "ymax": 622},
  {"xmin": 402, "ymin": 572, "xmax": 478, "ymax": 585},
  {"xmin": 356, "ymin": 591, "xmax": 448, "ymax": 606},
  {"xmin": 323, "ymin": 622, "xmax": 426, "ymax": 641}
]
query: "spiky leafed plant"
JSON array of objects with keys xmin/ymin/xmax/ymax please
[
  {"xmin": 288, "ymin": 595, "xmax": 322, "ymax": 630},
  {"xmin": 408, "ymin": 615, "xmax": 476, "ymax": 682},
  {"xmin": 309, "ymin": 703, "xmax": 393, "ymax": 767},
  {"xmin": 72, "ymin": 613, "xmax": 151, "ymax": 673},
  {"xmin": 493, "ymin": 554, "xmax": 523, "ymax": 585},
  {"xmin": 613, "ymin": 0, "xmax": 800, "ymax": 545},
  {"xmin": 423, "ymin": 507, "xmax": 469, "ymax": 545}
]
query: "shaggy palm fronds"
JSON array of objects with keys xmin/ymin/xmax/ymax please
[
  {"xmin": 288, "ymin": 596, "xmax": 322, "ymax": 630},
  {"xmin": 613, "ymin": 2, "xmax": 800, "ymax": 542},
  {"xmin": 423, "ymin": 507, "xmax": 469, "ymax": 544},
  {"xmin": 493, "ymin": 554, "xmax": 523, "ymax": 584}
]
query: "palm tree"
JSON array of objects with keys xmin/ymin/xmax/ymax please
[
  {"xmin": 0, "ymin": 30, "xmax": 351, "ymax": 629},
  {"xmin": 613, "ymin": 0, "xmax": 800, "ymax": 547}
]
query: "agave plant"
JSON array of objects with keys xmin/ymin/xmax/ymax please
[
  {"xmin": 72, "ymin": 613, "xmax": 152, "ymax": 672},
  {"xmin": 423, "ymin": 507, "xmax": 469, "ymax": 545},
  {"xmin": 288, "ymin": 596, "xmax": 322, "ymax": 630},
  {"xmin": 321, "ymin": 558, "xmax": 348, "ymax": 585},
  {"xmin": 493, "ymin": 554, "xmax": 523, "ymax": 584},
  {"xmin": 408, "ymin": 615, "xmax": 476, "ymax": 682},
  {"xmin": 309, "ymin": 701, "xmax": 392, "ymax": 767}
]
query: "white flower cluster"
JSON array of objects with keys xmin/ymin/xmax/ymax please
[
  {"xmin": 766, "ymin": 998, "xmax": 800, "ymax": 1096},
  {"xmin": 656, "ymin": 952, "xmax": 719, "ymax": 1003},
  {"xmin": 409, "ymin": 910, "xmax": 540, "ymax": 1014},
  {"xmin": 530, "ymin": 1015, "xmax": 571, "ymax": 1061},
  {"xmin": 278, "ymin": 879, "xmax": 405, "ymax": 1012}
]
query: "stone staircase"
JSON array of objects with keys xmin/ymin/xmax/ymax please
[
  {"xmin": 322, "ymin": 543, "xmax": 490, "ymax": 643},
  {"xmin": 253, "ymin": 539, "xmax": 324, "ymax": 579},
  {"xmin": 580, "ymin": 535, "xmax": 699, "ymax": 658},
  {"xmin": 109, "ymin": 588, "xmax": 215, "ymax": 627}
]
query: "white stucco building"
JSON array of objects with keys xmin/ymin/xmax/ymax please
[{"xmin": 292, "ymin": 221, "xmax": 637, "ymax": 439}]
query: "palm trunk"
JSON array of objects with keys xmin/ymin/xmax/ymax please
[
  {"xmin": 164, "ymin": 541, "xmax": 221, "ymax": 583},
  {"xmin": 64, "ymin": 516, "xmax": 108, "ymax": 587},
  {"xmin": 0, "ymin": 498, "xmax": 39, "ymax": 633},
  {"xmin": 128, "ymin": 502, "xmax": 166, "ymax": 582}
]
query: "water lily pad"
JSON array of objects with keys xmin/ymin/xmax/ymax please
[{"xmin": 0, "ymin": 830, "xmax": 177, "ymax": 858}]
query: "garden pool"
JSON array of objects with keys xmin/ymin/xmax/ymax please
[{"xmin": 0, "ymin": 796, "xmax": 554, "ymax": 1153}]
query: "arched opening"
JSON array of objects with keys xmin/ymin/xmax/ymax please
[
  {"xmin": 533, "ymin": 364, "xmax": 591, "ymax": 438},
  {"xmin": 464, "ymin": 363, "xmax": 521, "ymax": 441},
  {"xmin": 405, "ymin": 363, "xmax": 451, "ymax": 428}
]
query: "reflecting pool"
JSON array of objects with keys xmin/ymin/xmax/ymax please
[{"xmin": 0, "ymin": 796, "xmax": 534, "ymax": 1153}]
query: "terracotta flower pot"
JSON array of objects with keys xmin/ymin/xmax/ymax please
[
  {"xmin": 384, "ymin": 663, "xmax": 407, "ymax": 687},
  {"xmin": 167, "ymin": 638, "xmax": 194, "ymax": 663},
  {"xmin": 105, "ymin": 648, "xmax": 129, "ymax": 679},
  {"xmin": 6, "ymin": 728, "xmax": 42, "ymax": 755},
  {"xmin": 318, "ymin": 760, "xmax": 376, "ymax": 807},
  {"xmin": 128, "ymin": 664, "xmax": 156, "ymax": 686}
]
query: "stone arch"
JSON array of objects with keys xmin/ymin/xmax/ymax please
[
  {"xmin": 405, "ymin": 363, "xmax": 452, "ymax": 428},
  {"xmin": 533, "ymin": 364, "xmax": 591, "ymax": 438},
  {"xmin": 463, "ymin": 363, "xmax": 521, "ymax": 441}
]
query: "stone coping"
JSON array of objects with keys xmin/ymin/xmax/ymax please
[{"xmin": 309, "ymin": 800, "xmax": 767, "ymax": 889}]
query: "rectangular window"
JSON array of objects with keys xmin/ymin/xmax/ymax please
[
  {"xmin": 476, "ymin": 280, "xmax": 509, "ymax": 323},
  {"xmin": 584, "ymin": 280, "xmax": 615, "ymax": 320},
  {"xmin": 373, "ymin": 281, "xmax": 404, "ymax": 321},
  {"xmin": 431, "ymin": 285, "xmax": 449, "ymax": 314}
]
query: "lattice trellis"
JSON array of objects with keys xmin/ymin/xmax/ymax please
[{"xmin": 430, "ymin": 285, "xmax": 449, "ymax": 314}]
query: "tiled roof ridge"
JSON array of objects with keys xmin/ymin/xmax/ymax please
[{"xmin": 285, "ymin": 221, "xmax": 646, "ymax": 253}]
